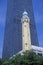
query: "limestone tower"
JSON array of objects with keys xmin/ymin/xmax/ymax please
[{"xmin": 21, "ymin": 11, "xmax": 32, "ymax": 51}]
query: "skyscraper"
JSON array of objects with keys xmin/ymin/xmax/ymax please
[{"xmin": 2, "ymin": 0, "xmax": 39, "ymax": 58}]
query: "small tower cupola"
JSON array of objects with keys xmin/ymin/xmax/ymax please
[
  {"xmin": 21, "ymin": 11, "xmax": 30, "ymax": 23},
  {"xmin": 22, "ymin": 11, "xmax": 28, "ymax": 16}
]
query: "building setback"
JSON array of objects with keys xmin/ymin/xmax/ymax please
[{"xmin": 2, "ymin": 0, "xmax": 39, "ymax": 58}]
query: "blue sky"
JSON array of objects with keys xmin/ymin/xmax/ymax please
[{"xmin": 0, "ymin": 0, "xmax": 43, "ymax": 58}]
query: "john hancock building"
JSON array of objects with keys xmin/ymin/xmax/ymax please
[{"xmin": 2, "ymin": 0, "xmax": 39, "ymax": 58}]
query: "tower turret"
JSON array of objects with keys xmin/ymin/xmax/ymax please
[{"xmin": 21, "ymin": 11, "xmax": 32, "ymax": 51}]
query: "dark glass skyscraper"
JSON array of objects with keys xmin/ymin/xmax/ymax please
[{"xmin": 2, "ymin": 0, "xmax": 39, "ymax": 58}]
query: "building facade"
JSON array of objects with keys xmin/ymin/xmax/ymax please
[{"xmin": 2, "ymin": 0, "xmax": 39, "ymax": 58}]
